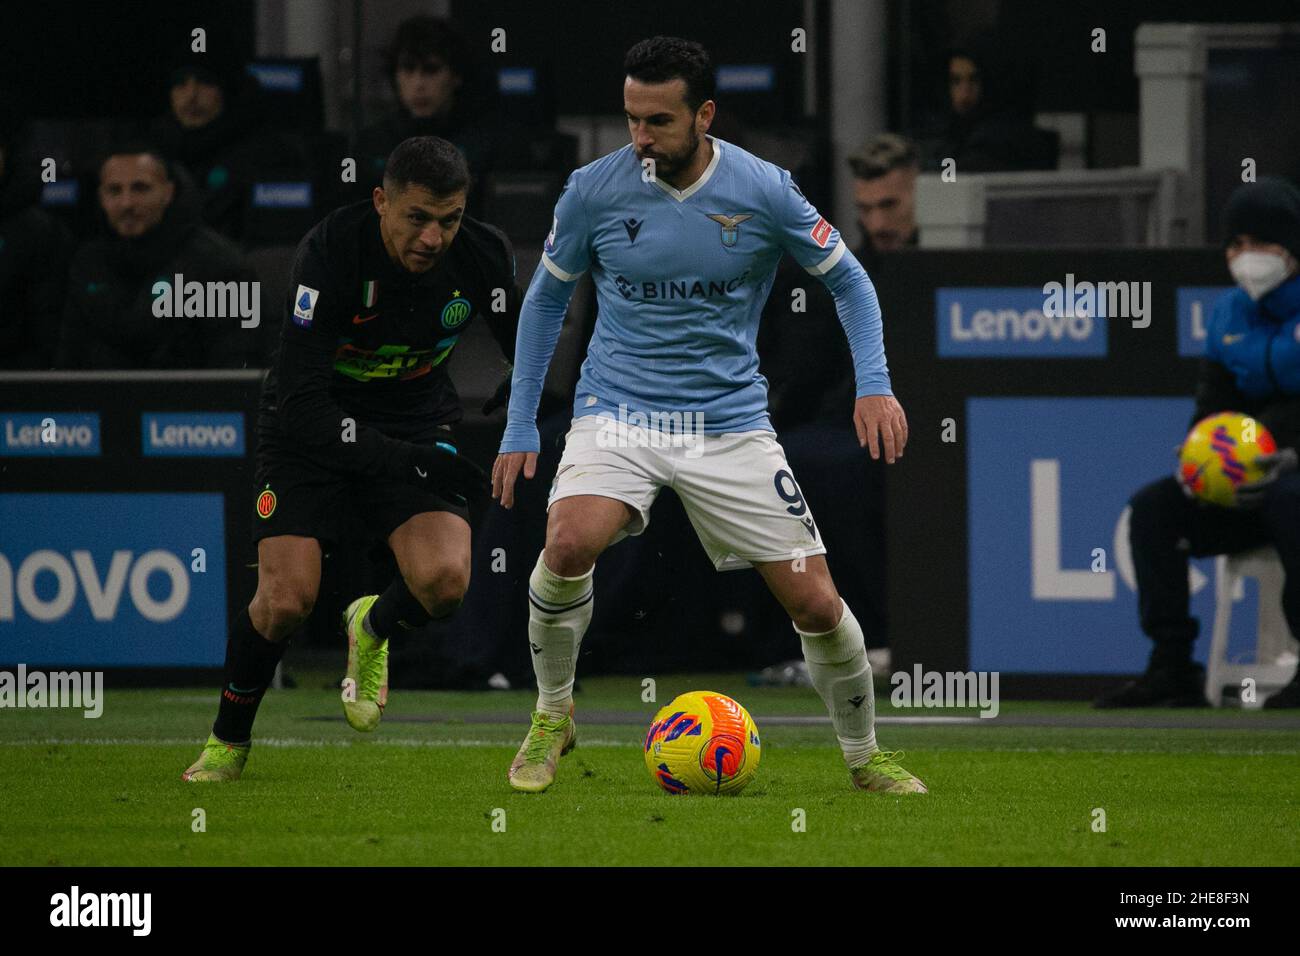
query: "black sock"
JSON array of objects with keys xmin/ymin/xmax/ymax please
[
  {"xmin": 212, "ymin": 608, "xmax": 288, "ymax": 743},
  {"xmin": 1150, "ymin": 638, "xmax": 1196, "ymax": 673},
  {"xmin": 366, "ymin": 575, "xmax": 435, "ymax": 641}
]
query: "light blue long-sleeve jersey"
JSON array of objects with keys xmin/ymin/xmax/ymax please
[{"xmin": 500, "ymin": 136, "xmax": 893, "ymax": 453}]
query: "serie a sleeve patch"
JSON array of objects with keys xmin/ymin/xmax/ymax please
[{"xmin": 293, "ymin": 285, "xmax": 320, "ymax": 327}]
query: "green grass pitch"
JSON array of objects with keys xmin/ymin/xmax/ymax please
[{"xmin": 1, "ymin": 672, "xmax": 1296, "ymax": 866}]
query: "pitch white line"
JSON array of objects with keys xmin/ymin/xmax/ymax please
[
  {"xmin": 0, "ymin": 738, "xmax": 1293, "ymax": 755},
  {"xmin": 0, "ymin": 737, "xmax": 639, "ymax": 748}
]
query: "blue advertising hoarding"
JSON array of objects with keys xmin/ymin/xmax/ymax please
[
  {"xmin": 937, "ymin": 287, "xmax": 1108, "ymax": 358},
  {"xmin": 141, "ymin": 412, "xmax": 245, "ymax": 457},
  {"xmin": 1176, "ymin": 286, "xmax": 1233, "ymax": 357},
  {"xmin": 0, "ymin": 493, "xmax": 227, "ymax": 666},
  {"xmin": 1, "ymin": 412, "xmax": 101, "ymax": 456},
  {"xmin": 967, "ymin": 397, "xmax": 1262, "ymax": 673}
]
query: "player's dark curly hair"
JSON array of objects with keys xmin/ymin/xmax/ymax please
[
  {"xmin": 383, "ymin": 136, "xmax": 471, "ymax": 197},
  {"xmin": 624, "ymin": 36, "xmax": 715, "ymax": 113}
]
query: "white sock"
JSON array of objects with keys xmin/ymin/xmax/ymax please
[
  {"xmin": 527, "ymin": 553, "xmax": 594, "ymax": 718},
  {"xmin": 797, "ymin": 599, "xmax": 878, "ymax": 768}
]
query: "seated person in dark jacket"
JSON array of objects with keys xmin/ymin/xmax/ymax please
[
  {"xmin": 353, "ymin": 16, "xmax": 497, "ymax": 214},
  {"xmin": 150, "ymin": 58, "xmax": 290, "ymax": 241},
  {"xmin": 0, "ymin": 101, "xmax": 72, "ymax": 369},
  {"xmin": 1097, "ymin": 177, "xmax": 1300, "ymax": 709},
  {"xmin": 917, "ymin": 43, "xmax": 1056, "ymax": 173},
  {"xmin": 57, "ymin": 143, "xmax": 260, "ymax": 369}
]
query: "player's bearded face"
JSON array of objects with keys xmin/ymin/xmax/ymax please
[
  {"xmin": 642, "ymin": 126, "xmax": 699, "ymax": 179},
  {"xmin": 374, "ymin": 184, "xmax": 467, "ymax": 273},
  {"xmin": 624, "ymin": 77, "xmax": 709, "ymax": 180}
]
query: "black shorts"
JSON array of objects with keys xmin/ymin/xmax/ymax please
[{"xmin": 250, "ymin": 419, "xmax": 470, "ymax": 547}]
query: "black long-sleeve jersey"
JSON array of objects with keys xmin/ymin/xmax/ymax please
[{"xmin": 260, "ymin": 201, "xmax": 520, "ymax": 478}]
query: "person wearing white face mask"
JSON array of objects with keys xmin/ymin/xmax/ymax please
[{"xmin": 1097, "ymin": 176, "xmax": 1300, "ymax": 710}]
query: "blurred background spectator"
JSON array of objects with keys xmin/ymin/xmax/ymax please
[
  {"xmin": 150, "ymin": 55, "xmax": 322, "ymax": 246},
  {"xmin": 352, "ymin": 16, "xmax": 498, "ymax": 215},
  {"xmin": 0, "ymin": 95, "xmax": 72, "ymax": 370},
  {"xmin": 150, "ymin": 57, "xmax": 268, "ymax": 239},
  {"xmin": 847, "ymin": 133, "xmax": 920, "ymax": 270},
  {"xmin": 56, "ymin": 143, "xmax": 260, "ymax": 369},
  {"xmin": 914, "ymin": 41, "xmax": 1058, "ymax": 173}
]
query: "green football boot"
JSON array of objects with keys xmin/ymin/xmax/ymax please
[
  {"xmin": 181, "ymin": 733, "xmax": 250, "ymax": 782},
  {"xmin": 850, "ymin": 750, "xmax": 928, "ymax": 794},
  {"xmin": 508, "ymin": 709, "xmax": 577, "ymax": 793},
  {"xmin": 342, "ymin": 595, "xmax": 388, "ymax": 732}
]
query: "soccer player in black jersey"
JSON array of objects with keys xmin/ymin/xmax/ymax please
[{"xmin": 184, "ymin": 136, "xmax": 520, "ymax": 781}]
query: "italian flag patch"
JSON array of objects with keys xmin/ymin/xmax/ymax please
[{"xmin": 361, "ymin": 280, "xmax": 377, "ymax": 307}]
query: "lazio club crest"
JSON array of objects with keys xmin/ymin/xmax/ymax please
[{"xmin": 707, "ymin": 213, "xmax": 754, "ymax": 247}]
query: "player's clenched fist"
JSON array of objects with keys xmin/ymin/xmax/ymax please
[
  {"xmin": 492, "ymin": 451, "xmax": 538, "ymax": 509},
  {"xmin": 853, "ymin": 394, "xmax": 908, "ymax": 463}
]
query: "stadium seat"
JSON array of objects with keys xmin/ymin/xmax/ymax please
[
  {"xmin": 27, "ymin": 116, "xmax": 121, "ymax": 238},
  {"xmin": 494, "ymin": 63, "xmax": 558, "ymax": 130},
  {"xmin": 491, "ymin": 128, "xmax": 577, "ymax": 174},
  {"xmin": 230, "ymin": 60, "xmax": 329, "ymax": 247},
  {"xmin": 244, "ymin": 244, "xmax": 298, "ymax": 364},
  {"xmin": 244, "ymin": 58, "xmax": 325, "ymax": 133},
  {"xmin": 241, "ymin": 178, "xmax": 318, "ymax": 247},
  {"xmin": 481, "ymin": 170, "xmax": 566, "ymax": 247},
  {"xmin": 1205, "ymin": 546, "xmax": 1299, "ymax": 707},
  {"xmin": 237, "ymin": 127, "xmax": 326, "ymax": 247},
  {"xmin": 482, "ymin": 129, "xmax": 577, "ymax": 246},
  {"xmin": 309, "ymin": 130, "xmax": 354, "ymax": 213}
]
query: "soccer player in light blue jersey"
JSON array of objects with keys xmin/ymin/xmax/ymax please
[{"xmin": 492, "ymin": 37, "xmax": 926, "ymax": 795}]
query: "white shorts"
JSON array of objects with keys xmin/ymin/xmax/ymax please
[{"xmin": 547, "ymin": 415, "xmax": 827, "ymax": 571}]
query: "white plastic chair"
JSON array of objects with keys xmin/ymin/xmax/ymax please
[{"xmin": 1206, "ymin": 546, "xmax": 1299, "ymax": 707}]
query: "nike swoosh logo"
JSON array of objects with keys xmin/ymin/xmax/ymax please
[
  {"xmin": 1222, "ymin": 333, "xmax": 1245, "ymax": 344},
  {"xmin": 352, "ymin": 313, "xmax": 380, "ymax": 325},
  {"xmin": 415, "ymin": 466, "xmax": 427, "ymax": 478}
]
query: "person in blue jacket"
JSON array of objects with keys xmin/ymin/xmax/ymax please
[{"xmin": 1098, "ymin": 177, "xmax": 1300, "ymax": 709}]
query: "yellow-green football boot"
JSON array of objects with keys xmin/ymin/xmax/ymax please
[
  {"xmin": 342, "ymin": 595, "xmax": 388, "ymax": 732},
  {"xmin": 850, "ymin": 750, "xmax": 928, "ymax": 794},
  {"xmin": 181, "ymin": 733, "xmax": 250, "ymax": 782},
  {"xmin": 508, "ymin": 709, "xmax": 577, "ymax": 793}
]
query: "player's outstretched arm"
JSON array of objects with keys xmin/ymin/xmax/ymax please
[
  {"xmin": 491, "ymin": 451, "xmax": 538, "ymax": 509},
  {"xmin": 499, "ymin": 170, "xmax": 592, "ymax": 457},
  {"xmin": 498, "ymin": 267, "xmax": 575, "ymax": 455},
  {"xmin": 768, "ymin": 168, "xmax": 899, "ymax": 462},
  {"xmin": 822, "ymin": 258, "xmax": 905, "ymax": 461}
]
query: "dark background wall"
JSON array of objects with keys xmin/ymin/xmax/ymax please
[
  {"xmin": 7, "ymin": 0, "xmax": 1298, "ymax": 130},
  {"xmin": 1, "ymin": 2, "xmax": 257, "ymax": 120}
]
